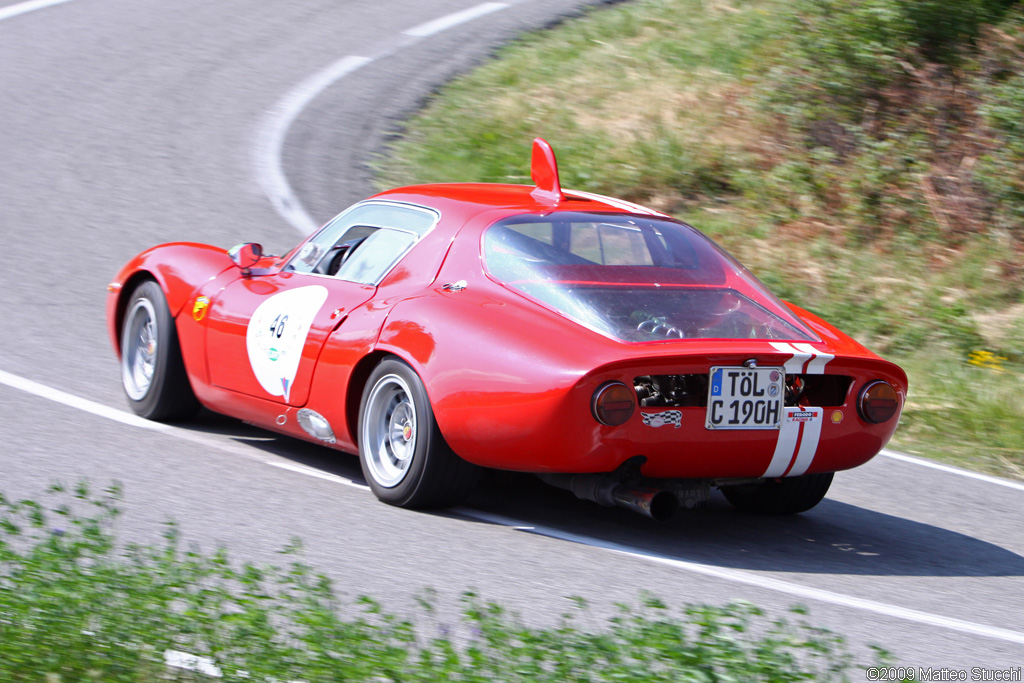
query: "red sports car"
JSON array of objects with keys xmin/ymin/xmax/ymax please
[{"xmin": 107, "ymin": 139, "xmax": 906, "ymax": 520}]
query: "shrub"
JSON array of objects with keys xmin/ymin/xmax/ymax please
[{"xmin": 0, "ymin": 484, "xmax": 882, "ymax": 681}]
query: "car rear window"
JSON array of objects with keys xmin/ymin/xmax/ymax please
[{"xmin": 483, "ymin": 212, "xmax": 816, "ymax": 343}]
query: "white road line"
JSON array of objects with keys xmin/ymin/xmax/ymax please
[
  {"xmin": 268, "ymin": 461, "xmax": 369, "ymax": 490},
  {"xmin": 0, "ymin": 369, "xmax": 170, "ymax": 432},
  {"xmin": 881, "ymin": 449, "xmax": 1024, "ymax": 493},
  {"xmin": 0, "ymin": 0, "xmax": 71, "ymax": 22},
  {"xmin": 254, "ymin": 55, "xmax": 373, "ymax": 236},
  {"xmin": 404, "ymin": 2, "xmax": 508, "ymax": 38},
  {"xmin": 2, "ymin": 369, "xmax": 1022, "ymax": 641},
  {"xmin": 0, "ymin": 366, "xmax": 368, "ymax": 489},
  {"xmin": 0, "ymin": 369, "xmax": 306, "ymax": 471},
  {"xmin": 460, "ymin": 509, "xmax": 1024, "ymax": 646},
  {"xmin": 253, "ymin": 1, "xmax": 515, "ymax": 235}
]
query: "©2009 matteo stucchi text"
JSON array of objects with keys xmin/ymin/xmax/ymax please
[{"xmin": 866, "ymin": 667, "xmax": 1022, "ymax": 682}]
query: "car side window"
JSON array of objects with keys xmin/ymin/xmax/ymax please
[
  {"xmin": 334, "ymin": 228, "xmax": 418, "ymax": 285},
  {"xmin": 285, "ymin": 202, "xmax": 438, "ymax": 284}
]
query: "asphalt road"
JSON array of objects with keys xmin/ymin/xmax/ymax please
[{"xmin": 1, "ymin": 0, "xmax": 1022, "ymax": 671}]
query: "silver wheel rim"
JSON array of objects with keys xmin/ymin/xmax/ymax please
[
  {"xmin": 362, "ymin": 373, "xmax": 417, "ymax": 488},
  {"xmin": 121, "ymin": 297, "xmax": 158, "ymax": 401}
]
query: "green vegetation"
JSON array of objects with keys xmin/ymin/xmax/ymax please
[
  {"xmin": 0, "ymin": 484, "xmax": 883, "ymax": 681},
  {"xmin": 379, "ymin": 0, "xmax": 1024, "ymax": 478}
]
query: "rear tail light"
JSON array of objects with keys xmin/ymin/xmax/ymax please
[
  {"xmin": 592, "ymin": 382, "xmax": 636, "ymax": 426},
  {"xmin": 858, "ymin": 381, "xmax": 899, "ymax": 423}
]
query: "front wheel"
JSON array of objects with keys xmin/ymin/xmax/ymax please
[
  {"xmin": 120, "ymin": 280, "xmax": 200, "ymax": 421},
  {"xmin": 720, "ymin": 472, "xmax": 833, "ymax": 514},
  {"xmin": 358, "ymin": 358, "xmax": 480, "ymax": 509}
]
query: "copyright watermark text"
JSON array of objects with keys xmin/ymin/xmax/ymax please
[{"xmin": 865, "ymin": 668, "xmax": 1022, "ymax": 681}]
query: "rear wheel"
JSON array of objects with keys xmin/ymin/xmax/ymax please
[
  {"xmin": 721, "ymin": 472, "xmax": 833, "ymax": 514},
  {"xmin": 120, "ymin": 280, "xmax": 200, "ymax": 421},
  {"xmin": 358, "ymin": 358, "xmax": 480, "ymax": 508}
]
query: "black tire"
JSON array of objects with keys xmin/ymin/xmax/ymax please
[
  {"xmin": 119, "ymin": 280, "xmax": 200, "ymax": 421},
  {"xmin": 358, "ymin": 358, "xmax": 480, "ymax": 508},
  {"xmin": 720, "ymin": 472, "xmax": 833, "ymax": 514}
]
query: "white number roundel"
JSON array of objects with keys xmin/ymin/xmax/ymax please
[{"xmin": 246, "ymin": 285, "xmax": 328, "ymax": 401}]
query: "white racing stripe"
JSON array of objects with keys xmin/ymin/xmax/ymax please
[
  {"xmin": 764, "ymin": 343, "xmax": 831, "ymax": 477},
  {"xmin": 786, "ymin": 407, "xmax": 823, "ymax": 477},
  {"xmin": 792, "ymin": 342, "xmax": 834, "ymax": 374},
  {"xmin": 564, "ymin": 188, "xmax": 666, "ymax": 216},
  {"xmin": 763, "ymin": 410, "xmax": 801, "ymax": 478},
  {"xmin": 762, "ymin": 406, "xmax": 824, "ymax": 478},
  {"xmin": 0, "ymin": 0, "xmax": 71, "ymax": 22},
  {"xmin": 769, "ymin": 341, "xmax": 814, "ymax": 374}
]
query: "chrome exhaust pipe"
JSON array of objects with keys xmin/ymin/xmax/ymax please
[
  {"xmin": 609, "ymin": 485, "xmax": 678, "ymax": 522},
  {"xmin": 538, "ymin": 474, "xmax": 679, "ymax": 522}
]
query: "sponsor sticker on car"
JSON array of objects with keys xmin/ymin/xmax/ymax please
[
  {"xmin": 641, "ymin": 410, "xmax": 683, "ymax": 429},
  {"xmin": 706, "ymin": 366, "xmax": 785, "ymax": 430}
]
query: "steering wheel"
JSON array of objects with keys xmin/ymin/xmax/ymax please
[{"xmin": 323, "ymin": 237, "xmax": 367, "ymax": 276}]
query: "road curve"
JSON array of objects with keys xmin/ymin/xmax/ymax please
[{"xmin": 0, "ymin": 0, "xmax": 1021, "ymax": 669}]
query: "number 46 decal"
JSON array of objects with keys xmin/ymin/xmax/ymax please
[
  {"xmin": 246, "ymin": 286, "xmax": 328, "ymax": 401},
  {"xmin": 270, "ymin": 314, "xmax": 288, "ymax": 338}
]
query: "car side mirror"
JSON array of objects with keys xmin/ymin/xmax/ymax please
[{"xmin": 228, "ymin": 243, "xmax": 263, "ymax": 272}]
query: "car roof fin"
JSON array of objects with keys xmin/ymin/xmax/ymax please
[{"xmin": 530, "ymin": 138, "xmax": 564, "ymax": 206}]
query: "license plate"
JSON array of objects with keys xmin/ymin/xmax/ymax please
[{"xmin": 706, "ymin": 366, "xmax": 785, "ymax": 430}]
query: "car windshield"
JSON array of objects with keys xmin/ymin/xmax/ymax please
[{"xmin": 483, "ymin": 212, "xmax": 817, "ymax": 343}]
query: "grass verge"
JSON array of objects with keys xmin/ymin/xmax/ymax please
[
  {"xmin": 377, "ymin": 0, "xmax": 1024, "ymax": 479},
  {"xmin": 0, "ymin": 484, "xmax": 888, "ymax": 681}
]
